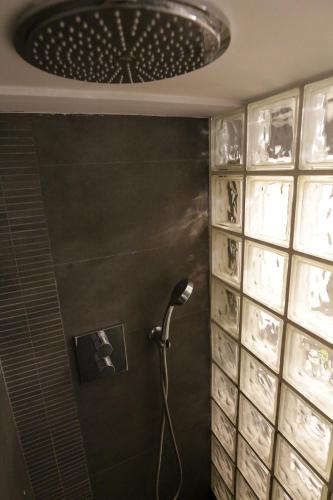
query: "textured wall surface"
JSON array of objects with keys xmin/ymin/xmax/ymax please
[
  {"xmin": 0, "ymin": 366, "xmax": 33, "ymax": 500},
  {"xmin": 0, "ymin": 115, "xmax": 92, "ymax": 500},
  {"xmin": 0, "ymin": 114, "xmax": 210, "ymax": 500}
]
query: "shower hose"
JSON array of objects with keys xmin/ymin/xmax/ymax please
[{"xmin": 155, "ymin": 342, "xmax": 183, "ymax": 500}]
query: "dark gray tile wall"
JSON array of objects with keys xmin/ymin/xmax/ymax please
[
  {"xmin": 0, "ymin": 116, "xmax": 92, "ymax": 500},
  {"xmin": 0, "ymin": 365, "xmax": 33, "ymax": 500},
  {"xmin": 0, "ymin": 113, "xmax": 211, "ymax": 500},
  {"xmin": 34, "ymin": 115, "xmax": 211, "ymax": 500}
]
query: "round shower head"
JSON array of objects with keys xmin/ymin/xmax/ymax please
[
  {"xmin": 13, "ymin": 0, "xmax": 230, "ymax": 84},
  {"xmin": 169, "ymin": 279, "xmax": 193, "ymax": 306}
]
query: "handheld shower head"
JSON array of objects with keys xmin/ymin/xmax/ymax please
[
  {"xmin": 153, "ymin": 281, "xmax": 193, "ymax": 499},
  {"xmin": 169, "ymin": 279, "xmax": 194, "ymax": 306},
  {"xmin": 160, "ymin": 279, "xmax": 194, "ymax": 345}
]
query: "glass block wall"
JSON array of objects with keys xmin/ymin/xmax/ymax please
[{"xmin": 210, "ymin": 78, "xmax": 333, "ymax": 500}]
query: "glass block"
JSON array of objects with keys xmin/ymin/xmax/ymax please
[
  {"xmin": 211, "ymin": 323, "xmax": 239, "ymax": 382},
  {"xmin": 212, "ymin": 112, "xmax": 245, "ymax": 169},
  {"xmin": 247, "ymin": 89, "xmax": 299, "ymax": 170},
  {"xmin": 236, "ymin": 471, "xmax": 258, "ymax": 500},
  {"xmin": 212, "ymin": 228, "xmax": 242, "ymax": 288},
  {"xmin": 245, "ymin": 176, "xmax": 293, "ymax": 247},
  {"xmin": 272, "ymin": 480, "xmax": 292, "ymax": 500},
  {"xmin": 274, "ymin": 435, "xmax": 327, "ymax": 500},
  {"xmin": 288, "ymin": 255, "xmax": 333, "ymax": 343},
  {"xmin": 211, "ymin": 278, "xmax": 240, "ymax": 339},
  {"xmin": 212, "ymin": 363, "xmax": 238, "ymax": 423},
  {"xmin": 283, "ymin": 324, "xmax": 333, "ymax": 419},
  {"xmin": 239, "ymin": 394, "xmax": 274, "ymax": 467},
  {"xmin": 243, "ymin": 240, "xmax": 288, "ymax": 314},
  {"xmin": 237, "ymin": 434, "xmax": 270, "ymax": 500},
  {"xmin": 211, "ymin": 400, "xmax": 236, "ymax": 460},
  {"xmin": 211, "ymin": 465, "xmax": 234, "ymax": 500},
  {"xmin": 211, "ymin": 175, "xmax": 243, "ymax": 232},
  {"xmin": 294, "ymin": 176, "xmax": 333, "ymax": 261},
  {"xmin": 301, "ymin": 77, "xmax": 333, "ymax": 169},
  {"xmin": 278, "ymin": 384, "xmax": 333, "ymax": 480},
  {"xmin": 241, "ymin": 298, "xmax": 283, "ymax": 372},
  {"xmin": 240, "ymin": 349, "xmax": 278, "ymax": 423},
  {"xmin": 211, "ymin": 434, "xmax": 235, "ymax": 492}
]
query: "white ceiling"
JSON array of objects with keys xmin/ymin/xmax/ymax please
[{"xmin": 1, "ymin": 0, "xmax": 333, "ymax": 116}]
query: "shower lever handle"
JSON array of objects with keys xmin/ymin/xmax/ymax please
[{"xmin": 93, "ymin": 330, "xmax": 115, "ymax": 372}]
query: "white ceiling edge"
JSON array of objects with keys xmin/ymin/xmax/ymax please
[{"xmin": 0, "ymin": 85, "xmax": 240, "ymax": 117}]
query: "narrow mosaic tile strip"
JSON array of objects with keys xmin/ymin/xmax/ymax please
[{"xmin": 0, "ymin": 118, "xmax": 92, "ymax": 500}]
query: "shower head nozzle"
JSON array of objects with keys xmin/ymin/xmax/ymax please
[
  {"xmin": 169, "ymin": 279, "xmax": 193, "ymax": 306},
  {"xmin": 13, "ymin": 0, "xmax": 230, "ymax": 84},
  {"xmin": 149, "ymin": 278, "xmax": 193, "ymax": 346}
]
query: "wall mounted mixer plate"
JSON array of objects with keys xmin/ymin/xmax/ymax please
[{"xmin": 74, "ymin": 324, "xmax": 128, "ymax": 383}]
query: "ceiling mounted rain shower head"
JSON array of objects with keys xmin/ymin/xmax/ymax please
[{"xmin": 13, "ymin": 0, "xmax": 230, "ymax": 84}]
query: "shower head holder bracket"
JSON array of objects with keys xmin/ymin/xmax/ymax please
[{"xmin": 149, "ymin": 326, "xmax": 171, "ymax": 348}]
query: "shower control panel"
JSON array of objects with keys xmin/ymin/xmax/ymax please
[{"xmin": 74, "ymin": 324, "xmax": 128, "ymax": 383}]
